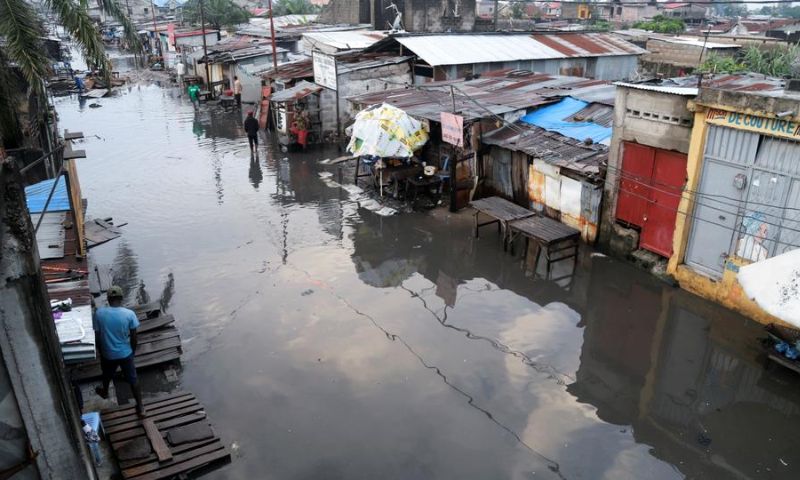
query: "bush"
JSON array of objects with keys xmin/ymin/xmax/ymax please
[{"xmin": 633, "ymin": 15, "xmax": 685, "ymax": 34}]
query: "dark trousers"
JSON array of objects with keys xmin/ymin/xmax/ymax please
[
  {"xmin": 248, "ymin": 134, "xmax": 258, "ymax": 149},
  {"xmin": 100, "ymin": 354, "xmax": 138, "ymax": 386},
  {"xmin": 235, "ymin": 93, "xmax": 241, "ymax": 107}
]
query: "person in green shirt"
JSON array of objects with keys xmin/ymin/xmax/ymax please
[{"xmin": 187, "ymin": 82, "xmax": 200, "ymax": 110}]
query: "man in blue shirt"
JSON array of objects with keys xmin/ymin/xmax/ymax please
[{"xmin": 93, "ymin": 286, "xmax": 146, "ymax": 417}]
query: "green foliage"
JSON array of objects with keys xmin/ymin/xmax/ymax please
[
  {"xmin": 273, "ymin": 0, "xmax": 320, "ymax": 16},
  {"xmin": 633, "ymin": 15, "xmax": 685, "ymax": 34},
  {"xmin": 758, "ymin": 5, "xmax": 800, "ymax": 18},
  {"xmin": 0, "ymin": 0, "xmax": 138, "ymax": 146},
  {"xmin": 701, "ymin": 45, "xmax": 800, "ymax": 77},
  {"xmin": 510, "ymin": 2, "xmax": 526, "ymax": 19},
  {"xmin": 183, "ymin": 0, "xmax": 251, "ymax": 29},
  {"xmin": 592, "ymin": 20, "xmax": 611, "ymax": 32}
]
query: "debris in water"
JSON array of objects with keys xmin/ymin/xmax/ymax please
[{"xmin": 779, "ymin": 458, "xmax": 788, "ymax": 466}]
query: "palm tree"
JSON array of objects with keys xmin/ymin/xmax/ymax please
[{"xmin": 0, "ymin": 0, "xmax": 141, "ymax": 147}]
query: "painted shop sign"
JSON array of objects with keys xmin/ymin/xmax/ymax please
[{"xmin": 706, "ymin": 108, "xmax": 800, "ymax": 139}]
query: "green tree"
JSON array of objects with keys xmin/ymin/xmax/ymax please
[
  {"xmin": 510, "ymin": 2, "xmax": 526, "ymax": 19},
  {"xmin": 273, "ymin": 0, "xmax": 321, "ymax": 16},
  {"xmin": 633, "ymin": 15, "xmax": 685, "ymax": 34},
  {"xmin": 183, "ymin": 0, "xmax": 251, "ymax": 30},
  {"xmin": 0, "ymin": 0, "xmax": 140, "ymax": 146}
]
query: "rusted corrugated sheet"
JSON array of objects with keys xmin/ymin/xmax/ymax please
[
  {"xmin": 348, "ymin": 70, "xmax": 614, "ymax": 121},
  {"xmin": 482, "ymin": 123, "xmax": 607, "ymax": 174}
]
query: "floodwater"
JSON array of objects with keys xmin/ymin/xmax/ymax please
[{"xmin": 54, "ymin": 77, "xmax": 800, "ymax": 479}]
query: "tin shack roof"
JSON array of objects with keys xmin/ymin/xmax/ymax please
[
  {"xmin": 261, "ymin": 59, "xmax": 314, "ymax": 82},
  {"xmin": 202, "ymin": 37, "xmax": 288, "ymax": 63},
  {"xmin": 483, "ymin": 123, "xmax": 607, "ymax": 175},
  {"xmin": 271, "ymin": 80, "xmax": 322, "ymax": 103},
  {"xmin": 348, "ymin": 70, "xmax": 615, "ymax": 122},
  {"xmin": 366, "ymin": 32, "xmax": 646, "ymax": 67},
  {"xmin": 303, "ymin": 31, "xmax": 389, "ymax": 52}
]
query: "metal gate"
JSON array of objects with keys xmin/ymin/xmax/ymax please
[
  {"xmin": 686, "ymin": 126, "xmax": 800, "ymax": 277},
  {"xmin": 615, "ymin": 142, "xmax": 687, "ymax": 257}
]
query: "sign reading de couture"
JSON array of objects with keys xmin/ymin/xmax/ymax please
[
  {"xmin": 441, "ymin": 112, "xmax": 464, "ymax": 147},
  {"xmin": 313, "ymin": 51, "xmax": 337, "ymax": 91},
  {"xmin": 706, "ymin": 108, "xmax": 800, "ymax": 139}
]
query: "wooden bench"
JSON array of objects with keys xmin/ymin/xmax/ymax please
[
  {"xmin": 507, "ymin": 215, "xmax": 580, "ymax": 280},
  {"xmin": 470, "ymin": 197, "xmax": 536, "ymax": 249}
]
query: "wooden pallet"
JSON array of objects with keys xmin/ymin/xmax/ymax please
[
  {"xmin": 69, "ymin": 325, "xmax": 181, "ymax": 381},
  {"xmin": 102, "ymin": 392, "xmax": 230, "ymax": 479}
]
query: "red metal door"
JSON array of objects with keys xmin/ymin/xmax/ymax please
[
  {"xmin": 616, "ymin": 142, "xmax": 654, "ymax": 226},
  {"xmin": 639, "ymin": 150, "xmax": 687, "ymax": 257}
]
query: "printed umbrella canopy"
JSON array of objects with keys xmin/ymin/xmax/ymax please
[{"xmin": 346, "ymin": 103, "xmax": 429, "ymax": 158}]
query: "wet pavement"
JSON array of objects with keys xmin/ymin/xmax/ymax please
[{"xmin": 53, "ymin": 76, "xmax": 800, "ymax": 479}]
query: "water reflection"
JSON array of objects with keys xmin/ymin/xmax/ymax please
[{"xmin": 55, "ymin": 83, "xmax": 800, "ymax": 480}]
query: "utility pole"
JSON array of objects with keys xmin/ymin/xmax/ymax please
[
  {"xmin": 150, "ymin": 0, "xmax": 162, "ymax": 60},
  {"xmin": 493, "ymin": 0, "xmax": 499, "ymax": 32},
  {"xmin": 200, "ymin": 0, "xmax": 213, "ymax": 98},
  {"xmin": 268, "ymin": 0, "xmax": 278, "ymax": 72}
]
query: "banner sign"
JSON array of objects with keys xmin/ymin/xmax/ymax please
[
  {"xmin": 706, "ymin": 108, "xmax": 800, "ymax": 139},
  {"xmin": 313, "ymin": 51, "xmax": 337, "ymax": 91},
  {"xmin": 441, "ymin": 112, "xmax": 464, "ymax": 147}
]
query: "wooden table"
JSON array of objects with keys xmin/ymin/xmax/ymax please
[
  {"xmin": 507, "ymin": 215, "xmax": 580, "ymax": 279},
  {"xmin": 470, "ymin": 197, "xmax": 536, "ymax": 248}
]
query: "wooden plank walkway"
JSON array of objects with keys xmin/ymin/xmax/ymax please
[
  {"xmin": 102, "ymin": 392, "xmax": 230, "ymax": 479},
  {"xmin": 69, "ymin": 323, "xmax": 181, "ymax": 381}
]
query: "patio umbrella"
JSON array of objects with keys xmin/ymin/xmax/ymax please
[{"xmin": 346, "ymin": 103, "xmax": 429, "ymax": 158}]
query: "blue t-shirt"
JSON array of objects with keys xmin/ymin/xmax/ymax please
[{"xmin": 93, "ymin": 307, "xmax": 140, "ymax": 360}]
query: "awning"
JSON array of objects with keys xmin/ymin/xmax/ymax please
[{"xmin": 270, "ymin": 80, "xmax": 322, "ymax": 103}]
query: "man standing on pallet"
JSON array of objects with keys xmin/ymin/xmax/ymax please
[{"xmin": 94, "ymin": 286, "xmax": 146, "ymax": 417}]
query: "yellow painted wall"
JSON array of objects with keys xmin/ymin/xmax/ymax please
[{"xmin": 666, "ymin": 104, "xmax": 795, "ymax": 328}]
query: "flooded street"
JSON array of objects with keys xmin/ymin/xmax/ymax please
[{"xmin": 54, "ymin": 81, "xmax": 800, "ymax": 479}]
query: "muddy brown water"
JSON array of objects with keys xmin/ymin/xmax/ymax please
[{"xmin": 55, "ymin": 83, "xmax": 800, "ymax": 479}]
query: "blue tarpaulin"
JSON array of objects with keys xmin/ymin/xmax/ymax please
[
  {"xmin": 520, "ymin": 97, "xmax": 612, "ymax": 144},
  {"xmin": 25, "ymin": 177, "xmax": 70, "ymax": 213}
]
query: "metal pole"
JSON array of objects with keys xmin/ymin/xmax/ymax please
[
  {"xmin": 493, "ymin": 0, "xmax": 499, "ymax": 32},
  {"xmin": 200, "ymin": 0, "xmax": 213, "ymax": 98},
  {"xmin": 150, "ymin": 0, "xmax": 162, "ymax": 59},
  {"xmin": 268, "ymin": 0, "xmax": 279, "ymax": 72},
  {"xmin": 449, "ymin": 85, "xmax": 458, "ymax": 213}
]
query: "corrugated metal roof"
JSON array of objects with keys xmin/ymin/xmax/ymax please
[
  {"xmin": 615, "ymin": 81, "xmax": 699, "ymax": 96},
  {"xmin": 338, "ymin": 55, "xmax": 412, "ymax": 74},
  {"xmin": 649, "ymin": 36, "xmax": 740, "ymax": 49},
  {"xmin": 271, "ymin": 80, "xmax": 322, "ymax": 102},
  {"xmin": 617, "ymin": 73, "xmax": 786, "ymax": 97},
  {"xmin": 303, "ymin": 31, "xmax": 388, "ymax": 51},
  {"xmin": 30, "ymin": 212, "xmax": 66, "ymax": 260},
  {"xmin": 483, "ymin": 123, "xmax": 607, "ymax": 174},
  {"xmin": 261, "ymin": 59, "xmax": 314, "ymax": 81},
  {"xmin": 348, "ymin": 70, "xmax": 615, "ymax": 121},
  {"xmin": 26, "ymin": 177, "xmax": 70, "ymax": 213},
  {"xmin": 389, "ymin": 33, "xmax": 646, "ymax": 67}
]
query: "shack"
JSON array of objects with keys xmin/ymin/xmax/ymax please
[
  {"xmin": 348, "ymin": 70, "xmax": 615, "ymax": 211},
  {"xmin": 363, "ymin": 32, "xmax": 647, "ymax": 82},
  {"xmin": 197, "ymin": 37, "xmax": 289, "ymax": 96},
  {"xmin": 481, "ymin": 97, "xmax": 613, "ymax": 242},
  {"xmin": 270, "ymin": 80, "xmax": 323, "ymax": 146},
  {"xmin": 312, "ymin": 52, "xmax": 413, "ymax": 140}
]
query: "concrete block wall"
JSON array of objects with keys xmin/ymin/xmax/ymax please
[
  {"xmin": 644, "ymin": 40, "xmax": 707, "ymax": 68},
  {"xmin": 598, "ymin": 87, "xmax": 693, "ymax": 252}
]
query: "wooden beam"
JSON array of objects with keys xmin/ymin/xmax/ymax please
[{"xmin": 143, "ymin": 419, "xmax": 173, "ymax": 462}]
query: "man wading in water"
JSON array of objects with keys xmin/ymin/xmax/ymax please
[
  {"xmin": 94, "ymin": 286, "xmax": 146, "ymax": 417},
  {"xmin": 244, "ymin": 110, "xmax": 260, "ymax": 154}
]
